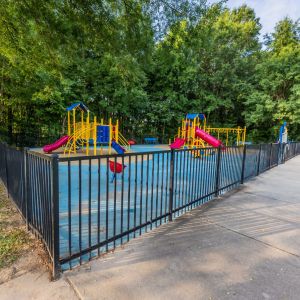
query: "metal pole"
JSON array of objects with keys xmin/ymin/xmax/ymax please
[
  {"xmin": 24, "ymin": 148, "xmax": 30, "ymax": 230},
  {"xmin": 168, "ymin": 149, "xmax": 175, "ymax": 221},
  {"xmin": 256, "ymin": 144, "xmax": 262, "ymax": 175},
  {"xmin": 215, "ymin": 146, "xmax": 222, "ymax": 197},
  {"xmin": 4, "ymin": 143, "xmax": 9, "ymax": 198},
  {"xmin": 268, "ymin": 143, "xmax": 273, "ymax": 169},
  {"xmin": 51, "ymin": 154, "xmax": 60, "ymax": 279},
  {"xmin": 282, "ymin": 143, "xmax": 286, "ymax": 164},
  {"xmin": 240, "ymin": 145, "xmax": 247, "ymax": 184}
]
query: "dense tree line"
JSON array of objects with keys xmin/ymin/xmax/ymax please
[{"xmin": 0, "ymin": 0, "xmax": 299, "ymax": 146}]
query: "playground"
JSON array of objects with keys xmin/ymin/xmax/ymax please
[
  {"xmin": 30, "ymin": 102, "xmax": 288, "ymax": 270},
  {"xmin": 1, "ymin": 101, "xmax": 295, "ymax": 275},
  {"xmin": 41, "ymin": 102, "xmax": 247, "ymax": 157}
]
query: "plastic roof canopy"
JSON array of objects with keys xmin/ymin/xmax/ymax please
[
  {"xmin": 185, "ymin": 113, "xmax": 206, "ymax": 120},
  {"xmin": 66, "ymin": 102, "xmax": 89, "ymax": 112}
]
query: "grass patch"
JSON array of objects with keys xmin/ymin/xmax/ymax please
[
  {"xmin": 0, "ymin": 229, "xmax": 29, "ymax": 268},
  {"xmin": 0, "ymin": 185, "xmax": 31, "ymax": 269}
]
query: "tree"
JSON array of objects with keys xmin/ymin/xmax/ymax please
[
  {"xmin": 148, "ymin": 4, "xmax": 261, "ymax": 139},
  {"xmin": 245, "ymin": 18, "xmax": 300, "ymax": 141}
]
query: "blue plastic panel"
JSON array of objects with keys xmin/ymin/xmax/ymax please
[{"xmin": 97, "ymin": 125, "xmax": 110, "ymax": 143}]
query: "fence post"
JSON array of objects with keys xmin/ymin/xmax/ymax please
[
  {"xmin": 256, "ymin": 144, "xmax": 262, "ymax": 176},
  {"xmin": 4, "ymin": 143, "xmax": 9, "ymax": 198},
  {"xmin": 23, "ymin": 148, "xmax": 30, "ymax": 230},
  {"xmin": 168, "ymin": 149, "xmax": 175, "ymax": 221},
  {"xmin": 282, "ymin": 143, "xmax": 286, "ymax": 164},
  {"xmin": 215, "ymin": 146, "xmax": 222, "ymax": 197},
  {"xmin": 51, "ymin": 154, "xmax": 60, "ymax": 279},
  {"xmin": 268, "ymin": 143, "xmax": 273, "ymax": 169},
  {"xmin": 240, "ymin": 145, "xmax": 247, "ymax": 184}
]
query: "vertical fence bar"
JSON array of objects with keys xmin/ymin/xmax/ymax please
[
  {"xmin": 268, "ymin": 143, "xmax": 273, "ymax": 169},
  {"xmin": 214, "ymin": 146, "xmax": 222, "ymax": 197},
  {"xmin": 256, "ymin": 144, "xmax": 262, "ymax": 175},
  {"xmin": 79, "ymin": 160, "xmax": 82, "ymax": 264},
  {"xmin": 168, "ymin": 149, "xmax": 175, "ymax": 221},
  {"xmin": 106, "ymin": 158, "xmax": 109, "ymax": 250},
  {"xmin": 121, "ymin": 155, "xmax": 124, "ymax": 242},
  {"xmin": 240, "ymin": 145, "xmax": 247, "ymax": 184},
  {"xmin": 51, "ymin": 154, "xmax": 60, "ymax": 279},
  {"xmin": 282, "ymin": 143, "xmax": 286, "ymax": 163},
  {"xmin": 24, "ymin": 148, "xmax": 30, "ymax": 229},
  {"xmin": 4, "ymin": 144, "xmax": 9, "ymax": 198},
  {"xmin": 127, "ymin": 156, "xmax": 131, "ymax": 241}
]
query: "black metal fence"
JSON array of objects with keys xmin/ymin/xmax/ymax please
[
  {"xmin": 0, "ymin": 144, "xmax": 59, "ymax": 277},
  {"xmin": 0, "ymin": 142, "xmax": 299, "ymax": 277}
]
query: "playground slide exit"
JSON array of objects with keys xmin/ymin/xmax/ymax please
[
  {"xmin": 43, "ymin": 135, "xmax": 69, "ymax": 153},
  {"xmin": 195, "ymin": 127, "xmax": 224, "ymax": 148},
  {"xmin": 111, "ymin": 140, "xmax": 126, "ymax": 154}
]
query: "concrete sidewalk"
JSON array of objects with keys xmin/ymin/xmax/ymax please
[
  {"xmin": 1, "ymin": 156, "xmax": 300, "ymax": 299},
  {"xmin": 66, "ymin": 156, "xmax": 300, "ymax": 300}
]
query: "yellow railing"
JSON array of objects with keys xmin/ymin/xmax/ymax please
[
  {"xmin": 118, "ymin": 132, "xmax": 130, "ymax": 150},
  {"xmin": 64, "ymin": 126, "xmax": 93, "ymax": 155}
]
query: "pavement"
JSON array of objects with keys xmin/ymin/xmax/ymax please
[{"xmin": 0, "ymin": 156, "xmax": 300, "ymax": 300}]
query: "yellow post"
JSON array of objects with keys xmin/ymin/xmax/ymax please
[
  {"xmin": 109, "ymin": 118, "xmax": 112, "ymax": 154},
  {"xmin": 237, "ymin": 126, "xmax": 240, "ymax": 146},
  {"xmin": 242, "ymin": 126, "xmax": 246, "ymax": 145},
  {"xmin": 81, "ymin": 111, "xmax": 84, "ymax": 131},
  {"xmin": 93, "ymin": 116, "xmax": 97, "ymax": 155},
  {"xmin": 226, "ymin": 129, "xmax": 229, "ymax": 146},
  {"xmin": 68, "ymin": 111, "xmax": 71, "ymax": 136},
  {"xmin": 73, "ymin": 109, "xmax": 76, "ymax": 153},
  {"xmin": 116, "ymin": 119, "xmax": 119, "ymax": 143}
]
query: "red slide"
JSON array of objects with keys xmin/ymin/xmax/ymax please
[
  {"xmin": 195, "ymin": 127, "xmax": 224, "ymax": 148},
  {"xmin": 43, "ymin": 135, "xmax": 70, "ymax": 153},
  {"xmin": 170, "ymin": 138, "xmax": 186, "ymax": 149}
]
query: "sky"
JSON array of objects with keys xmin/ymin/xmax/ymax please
[{"xmin": 212, "ymin": 0, "xmax": 300, "ymax": 37}]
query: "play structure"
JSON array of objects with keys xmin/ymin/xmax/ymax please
[
  {"xmin": 43, "ymin": 102, "xmax": 130, "ymax": 155},
  {"xmin": 109, "ymin": 160, "xmax": 126, "ymax": 182},
  {"xmin": 171, "ymin": 113, "xmax": 246, "ymax": 149},
  {"xmin": 278, "ymin": 121, "xmax": 288, "ymax": 143}
]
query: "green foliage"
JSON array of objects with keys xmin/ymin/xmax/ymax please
[
  {"xmin": 245, "ymin": 18, "xmax": 300, "ymax": 141},
  {"xmin": 0, "ymin": 1, "xmax": 299, "ymax": 145}
]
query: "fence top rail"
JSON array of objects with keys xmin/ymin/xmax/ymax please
[
  {"xmin": 48, "ymin": 143, "xmax": 287, "ymax": 163},
  {"xmin": 1, "ymin": 142, "xmax": 297, "ymax": 164},
  {"xmin": 0, "ymin": 142, "xmax": 24, "ymax": 152},
  {"xmin": 26, "ymin": 149, "xmax": 54, "ymax": 161},
  {"xmin": 58, "ymin": 144, "xmax": 248, "ymax": 162}
]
